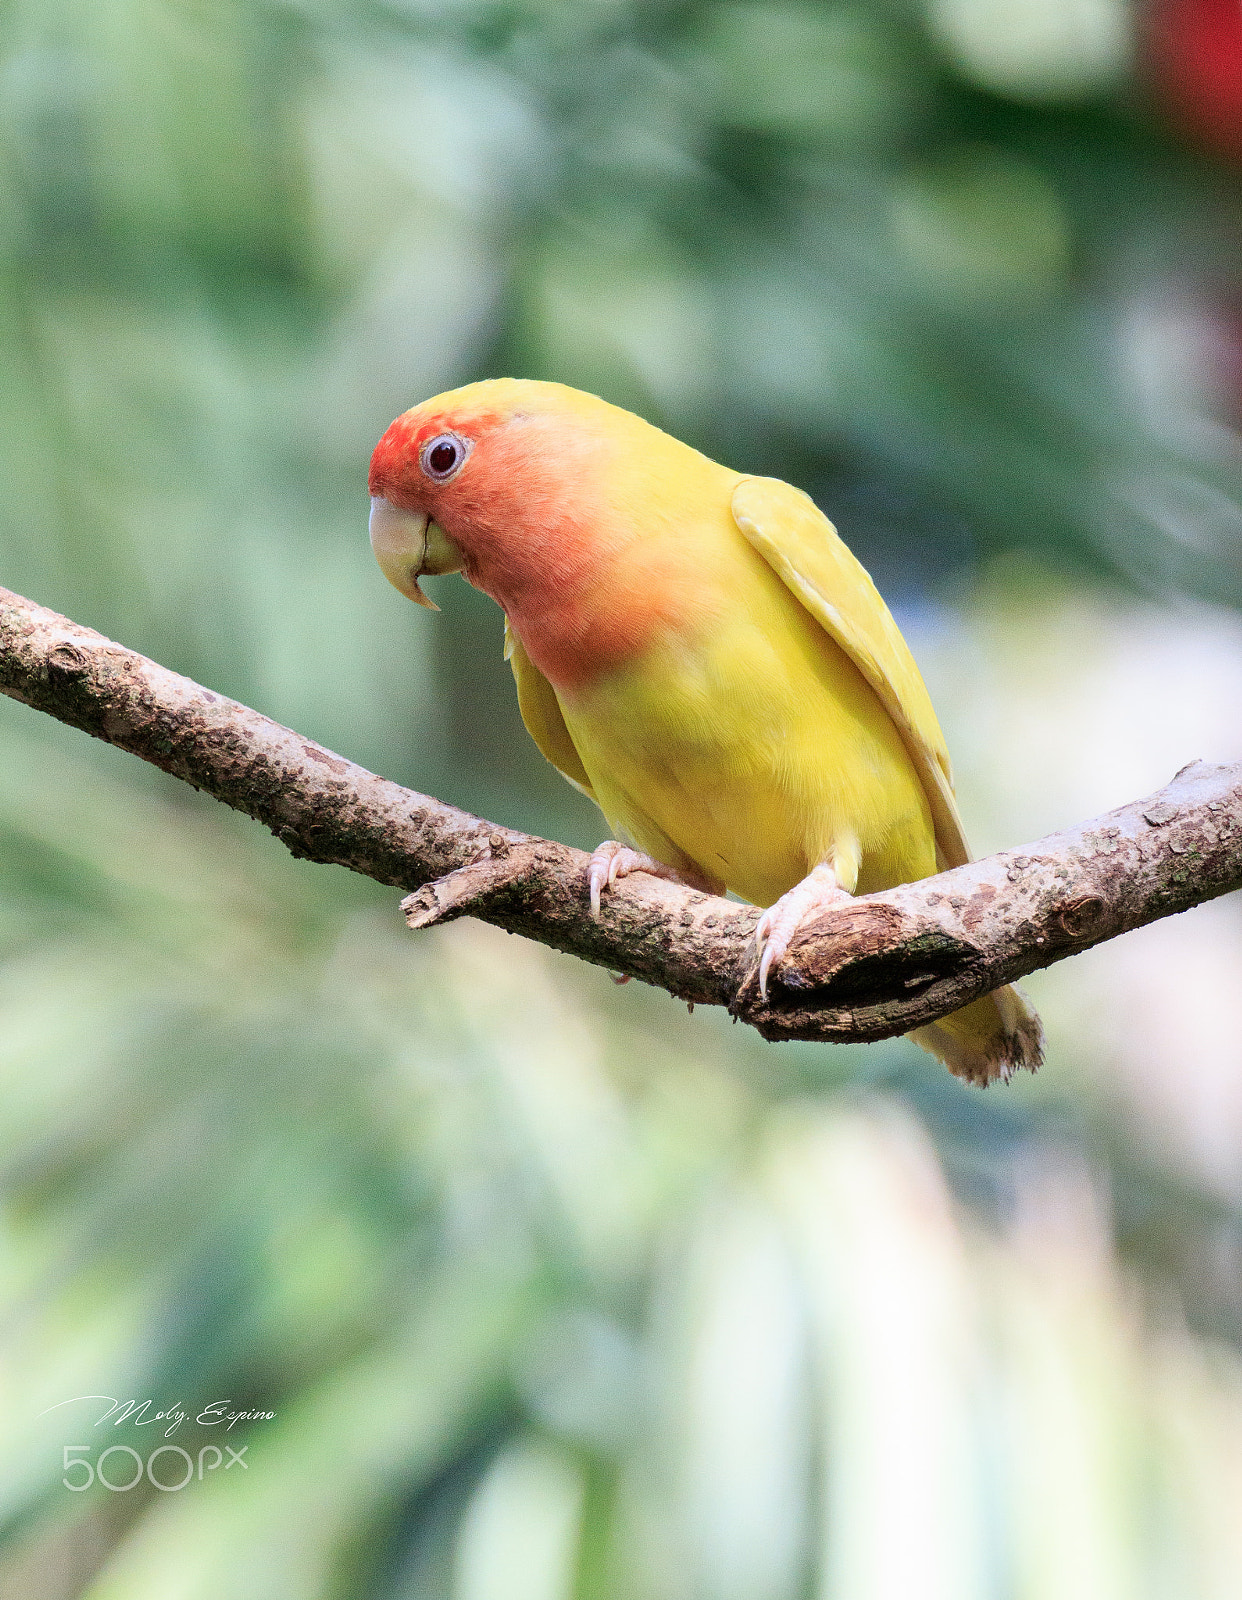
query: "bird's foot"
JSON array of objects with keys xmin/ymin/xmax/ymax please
[
  {"xmin": 755, "ymin": 863, "xmax": 853, "ymax": 999},
  {"xmin": 588, "ymin": 842, "xmax": 686, "ymax": 917}
]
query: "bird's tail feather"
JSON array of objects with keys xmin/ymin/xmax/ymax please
[{"xmin": 909, "ymin": 984, "xmax": 1043, "ymax": 1086}]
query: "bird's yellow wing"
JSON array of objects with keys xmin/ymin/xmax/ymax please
[
  {"xmin": 731, "ymin": 476, "xmax": 970, "ymax": 871},
  {"xmin": 503, "ymin": 618, "xmax": 597, "ymax": 800}
]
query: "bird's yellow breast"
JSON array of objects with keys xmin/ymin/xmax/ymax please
[{"xmin": 555, "ymin": 523, "xmax": 938, "ymax": 906}]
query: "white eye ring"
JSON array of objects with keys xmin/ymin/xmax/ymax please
[{"xmin": 420, "ymin": 432, "xmax": 471, "ymax": 482}]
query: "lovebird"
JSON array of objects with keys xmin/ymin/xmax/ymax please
[{"xmin": 369, "ymin": 379, "xmax": 1042, "ymax": 1084}]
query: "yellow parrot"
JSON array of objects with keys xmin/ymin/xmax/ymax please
[{"xmin": 368, "ymin": 378, "xmax": 1042, "ymax": 1084}]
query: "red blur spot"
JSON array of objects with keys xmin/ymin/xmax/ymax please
[{"xmin": 1146, "ymin": 0, "xmax": 1242, "ymax": 159}]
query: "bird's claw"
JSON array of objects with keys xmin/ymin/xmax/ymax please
[
  {"xmin": 754, "ymin": 863, "xmax": 852, "ymax": 999},
  {"xmin": 588, "ymin": 842, "xmax": 672, "ymax": 917}
]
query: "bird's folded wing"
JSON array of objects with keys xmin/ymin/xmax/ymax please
[
  {"xmin": 731, "ymin": 476, "xmax": 971, "ymax": 871},
  {"xmin": 503, "ymin": 618, "xmax": 597, "ymax": 800}
]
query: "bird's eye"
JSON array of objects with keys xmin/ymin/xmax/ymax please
[{"xmin": 421, "ymin": 433, "xmax": 469, "ymax": 482}]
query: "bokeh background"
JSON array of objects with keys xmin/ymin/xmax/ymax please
[{"xmin": 2, "ymin": 0, "xmax": 1242, "ymax": 1594}]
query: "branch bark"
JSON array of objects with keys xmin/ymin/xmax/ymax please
[{"xmin": 2, "ymin": 585, "xmax": 1240, "ymax": 1051}]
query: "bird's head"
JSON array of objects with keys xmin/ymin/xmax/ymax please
[{"xmin": 367, "ymin": 377, "xmax": 626, "ymax": 611}]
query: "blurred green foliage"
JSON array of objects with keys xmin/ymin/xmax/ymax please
[{"xmin": 2, "ymin": 0, "xmax": 1242, "ymax": 1595}]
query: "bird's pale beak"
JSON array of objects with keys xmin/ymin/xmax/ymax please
[{"xmin": 368, "ymin": 496, "xmax": 464, "ymax": 610}]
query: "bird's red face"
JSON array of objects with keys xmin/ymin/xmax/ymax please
[
  {"xmin": 366, "ymin": 379, "xmax": 686, "ymax": 688},
  {"xmin": 367, "ymin": 387, "xmax": 618, "ymax": 615}
]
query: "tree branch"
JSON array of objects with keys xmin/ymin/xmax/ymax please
[{"xmin": 2, "ymin": 585, "xmax": 1240, "ymax": 1055}]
